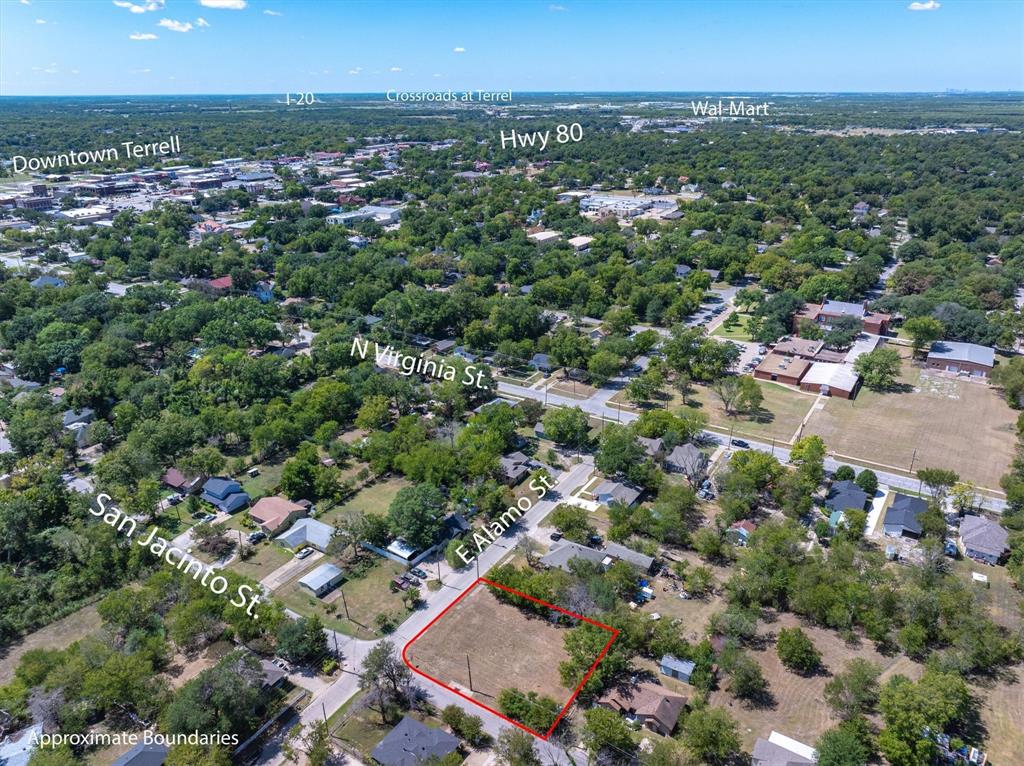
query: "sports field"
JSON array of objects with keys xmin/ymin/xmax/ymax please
[{"xmin": 403, "ymin": 584, "xmax": 577, "ymax": 705}]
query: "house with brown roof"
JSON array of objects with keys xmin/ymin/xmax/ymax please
[
  {"xmin": 794, "ymin": 299, "xmax": 891, "ymax": 335},
  {"xmin": 249, "ymin": 495, "xmax": 308, "ymax": 534},
  {"xmin": 161, "ymin": 467, "xmax": 202, "ymax": 495},
  {"xmin": 597, "ymin": 682, "xmax": 686, "ymax": 735}
]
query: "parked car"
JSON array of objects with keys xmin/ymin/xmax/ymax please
[
  {"xmin": 410, "ymin": 567, "xmax": 428, "ymax": 579},
  {"xmin": 198, "ymin": 513, "xmax": 215, "ymax": 523},
  {"xmin": 757, "ymin": 345, "xmax": 768, "ymax": 354},
  {"xmin": 295, "ymin": 548, "xmax": 315, "ymax": 559},
  {"xmin": 167, "ymin": 493, "xmax": 182, "ymax": 506},
  {"xmin": 730, "ymin": 438, "xmax": 749, "ymax": 448},
  {"xmin": 549, "ymin": 531, "xmax": 563, "ymax": 541},
  {"xmin": 589, "ymin": 534, "xmax": 603, "ymax": 546},
  {"xmin": 248, "ymin": 531, "xmax": 266, "ymax": 544},
  {"xmin": 392, "ymin": 577, "xmax": 410, "ymax": 591}
]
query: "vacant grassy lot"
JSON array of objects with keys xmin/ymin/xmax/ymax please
[
  {"xmin": 678, "ymin": 380, "xmax": 815, "ymax": 443},
  {"xmin": 804, "ymin": 361, "xmax": 1016, "ymax": 489},
  {"xmin": 711, "ymin": 313, "xmax": 754, "ymax": 341},
  {"xmin": 0, "ymin": 603, "xmax": 102, "ymax": 684},
  {"xmin": 278, "ymin": 556, "xmax": 409, "ymax": 639},
  {"xmin": 241, "ymin": 459, "xmax": 286, "ymax": 498},
  {"xmin": 708, "ymin": 612, "xmax": 925, "ymax": 754},
  {"xmin": 547, "ymin": 377, "xmax": 599, "ymax": 400},
  {"xmin": 318, "ymin": 476, "xmax": 410, "ymax": 527},
  {"xmin": 405, "ymin": 585, "xmax": 581, "ymax": 705}
]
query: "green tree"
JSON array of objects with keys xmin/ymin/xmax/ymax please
[
  {"xmin": 816, "ymin": 720, "xmax": 873, "ymax": 766},
  {"xmin": 680, "ymin": 706, "xmax": 741, "ymax": 766},
  {"xmin": 549, "ymin": 504, "xmax": 595, "ymax": 544},
  {"xmin": 854, "ymin": 348, "xmax": 902, "ymax": 391},
  {"xmin": 776, "ymin": 627, "xmax": 822, "ymax": 674},
  {"xmin": 903, "ymin": 316, "xmax": 944, "ymax": 356},
  {"xmin": 854, "ymin": 469, "xmax": 878, "ymax": 496},
  {"xmin": 494, "ymin": 729, "xmax": 541, "ymax": 766},
  {"xmin": 541, "ymin": 406, "xmax": 590, "ymax": 449},
  {"xmin": 711, "ymin": 375, "xmax": 762, "ymax": 415},
  {"xmin": 387, "ymin": 484, "xmax": 446, "ymax": 550},
  {"xmin": 824, "ymin": 659, "xmax": 880, "ymax": 719},
  {"xmin": 583, "ymin": 707, "xmax": 636, "ymax": 757},
  {"xmin": 916, "ymin": 467, "xmax": 959, "ymax": 504}
]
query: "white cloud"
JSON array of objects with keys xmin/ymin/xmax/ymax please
[
  {"xmin": 129, "ymin": 31, "xmax": 158, "ymax": 40},
  {"xmin": 34, "ymin": 18, "xmax": 46, "ymax": 24},
  {"xmin": 158, "ymin": 18, "xmax": 193, "ymax": 32},
  {"xmin": 20, "ymin": 0, "xmax": 31, "ymax": 5},
  {"xmin": 132, "ymin": 67, "xmax": 151, "ymax": 74},
  {"xmin": 433, "ymin": 73, "xmax": 441, "ymax": 78},
  {"xmin": 453, "ymin": 46, "xmax": 465, "ymax": 53},
  {"xmin": 348, "ymin": 67, "xmax": 362, "ymax": 75},
  {"xmin": 907, "ymin": 0, "xmax": 940, "ymax": 9},
  {"xmin": 264, "ymin": 9, "xmax": 282, "ymax": 15},
  {"xmin": 70, "ymin": 69, "xmax": 79, "ymax": 74},
  {"xmin": 390, "ymin": 66, "xmax": 402, "ymax": 72},
  {"xmin": 196, "ymin": 17, "xmax": 210, "ymax": 27},
  {"xmin": 112, "ymin": 0, "xmax": 165, "ymax": 12},
  {"xmin": 549, "ymin": 4, "xmax": 567, "ymax": 10},
  {"xmin": 199, "ymin": 0, "xmax": 246, "ymax": 8}
]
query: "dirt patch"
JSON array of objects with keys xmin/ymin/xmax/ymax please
[{"xmin": 404, "ymin": 584, "xmax": 577, "ymax": 705}]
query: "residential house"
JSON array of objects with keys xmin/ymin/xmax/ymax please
[
  {"xmin": 299, "ymin": 563, "xmax": 345, "ymax": 597},
  {"xmin": 111, "ymin": 743, "xmax": 169, "ymax": 766},
  {"xmin": 200, "ymin": 477, "xmax": 250, "ymax": 514},
  {"xmin": 603, "ymin": 541, "xmax": 656, "ymax": 573},
  {"xmin": 250, "ymin": 280, "xmax": 274, "ymax": 303},
  {"xmin": 498, "ymin": 451, "xmax": 534, "ymax": 486},
  {"xmin": 597, "ymin": 682, "xmax": 686, "ymax": 736},
  {"xmin": 958, "ymin": 515, "xmax": 1009, "ymax": 565},
  {"xmin": 825, "ymin": 480, "xmax": 869, "ymax": 515},
  {"xmin": 370, "ymin": 716, "xmax": 460, "ymax": 766},
  {"xmin": 567, "ymin": 235, "xmax": 594, "ymax": 252},
  {"xmin": 883, "ymin": 493, "xmax": 928, "ymax": 539},
  {"xmin": 275, "ymin": 517, "xmax": 334, "ymax": 551},
  {"xmin": 161, "ymin": 467, "xmax": 202, "ymax": 495},
  {"xmin": 926, "ymin": 341, "xmax": 995, "ymax": 379},
  {"xmin": 795, "ymin": 299, "xmax": 891, "ymax": 335},
  {"xmin": 259, "ymin": 659, "xmax": 287, "ymax": 690},
  {"xmin": 664, "ymin": 444, "xmax": 707, "ymax": 478},
  {"xmin": 636, "ymin": 436, "xmax": 665, "ymax": 461},
  {"xmin": 727, "ymin": 519, "xmax": 756, "ymax": 547},
  {"xmin": 62, "ymin": 407, "xmax": 95, "ymax": 429},
  {"xmin": 594, "ymin": 480, "xmax": 642, "ymax": 507},
  {"xmin": 530, "ymin": 353, "xmax": 553, "ymax": 373},
  {"xmin": 540, "ymin": 541, "xmax": 607, "ymax": 572},
  {"xmin": 754, "ymin": 354, "xmax": 811, "ymax": 386},
  {"xmin": 752, "ymin": 731, "xmax": 817, "ymax": 766},
  {"xmin": 527, "ymin": 230, "xmax": 563, "ymax": 247},
  {"xmin": 675, "ymin": 264, "xmax": 692, "ymax": 278},
  {"xmin": 30, "ymin": 275, "xmax": 66, "ymax": 289},
  {"xmin": 205, "ymin": 275, "xmax": 233, "ymax": 294},
  {"xmin": 249, "ymin": 495, "xmax": 308, "ymax": 534},
  {"xmin": 659, "ymin": 655, "xmax": 696, "ymax": 683}
]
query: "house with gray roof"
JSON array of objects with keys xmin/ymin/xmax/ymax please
[
  {"xmin": 594, "ymin": 480, "xmax": 642, "ymax": 507},
  {"xmin": 0, "ymin": 724, "xmax": 42, "ymax": 766},
  {"xmin": 751, "ymin": 731, "xmax": 816, "ymax": 766},
  {"xmin": 604, "ymin": 542, "xmax": 656, "ymax": 573},
  {"xmin": 926, "ymin": 341, "xmax": 996, "ymax": 378},
  {"xmin": 498, "ymin": 451, "xmax": 533, "ymax": 486},
  {"xmin": 370, "ymin": 716, "xmax": 459, "ymax": 766},
  {"xmin": 111, "ymin": 742, "xmax": 169, "ymax": 766},
  {"xmin": 299, "ymin": 562, "xmax": 344, "ymax": 597},
  {"xmin": 659, "ymin": 655, "xmax": 696, "ymax": 682},
  {"xmin": 665, "ymin": 443, "xmax": 707, "ymax": 478},
  {"xmin": 275, "ymin": 517, "xmax": 334, "ymax": 551},
  {"xmin": 540, "ymin": 541, "xmax": 606, "ymax": 572},
  {"xmin": 824, "ymin": 480, "xmax": 869, "ymax": 515},
  {"xmin": 958, "ymin": 515, "xmax": 1009, "ymax": 565},
  {"xmin": 883, "ymin": 493, "xmax": 928, "ymax": 539},
  {"xmin": 636, "ymin": 436, "xmax": 665, "ymax": 460}
]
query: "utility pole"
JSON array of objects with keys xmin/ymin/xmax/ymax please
[
  {"xmin": 322, "ymin": 702, "xmax": 328, "ymax": 724},
  {"xmin": 437, "ymin": 559, "xmax": 442, "ymax": 584},
  {"xmin": 475, "ymin": 555, "xmax": 480, "ymax": 581},
  {"xmin": 909, "ymin": 447, "xmax": 917, "ymax": 474},
  {"xmin": 466, "ymin": 654, "xmax": 474, "ymax": 691},
  {"xmin": 333, "ymin": 631, "xmax": 339, "ymax": 657},
  {"xmin": 340, "ymin": 588, "xmax": 351, "ymax": 620},
  {"xmin": 770, "ymin": 437, "xmax": 776, "ymax": 457}
]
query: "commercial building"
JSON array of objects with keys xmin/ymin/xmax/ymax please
[
  {"xmin": 754, "ymin": 354, "xmax": 811, "ymax": 386},
  {"xmin": 926, "ymin": 341, "xmax": 995, "ymax": 378},
  {"xmin": 795, "ymin": 299, "xmax": 891, "ymax": 335},
  {"xmin": 799, "ymin": 362, "xmax": 861, "ymax": 399}
]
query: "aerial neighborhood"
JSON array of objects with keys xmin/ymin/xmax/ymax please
[{"xmin": 1, "ymin": 13, "xmax": 1023, "ymax": 766}]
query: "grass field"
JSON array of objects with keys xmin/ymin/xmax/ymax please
[
  {"xmin": 804, "ymin": 360, "xmax": 1016, "ymax": 489},
  {"xmin": 547, "ymin": 377, "xmax": 599, "ymax": 400},
  {"xmin": 227, "ymin": 540, "xmax": 293, "ymax": 581},
  {"xmin": 241, "ymin": 459, "xmax": 286, "ymax": 498},
  {"xmin": 405, "ymin": 585, "xmax": 580, "ymax": 705},
  {"xmin": 0, "ymin": 603, "xmax": 102, "ymax": 684},
  {"xmin": 711, "ymin": 313, "xmax": 754, "ymax": 341},
  {"xmin": 277, "ymin": 556, "xmax": 409, "ymax": 639},
  {"xmin": 318, "ymin": 476, "xmax": 409, "ymax": 527},
  {"xmin": 678, "ymin": 380, "xmax": 816, "ymax": 443}
]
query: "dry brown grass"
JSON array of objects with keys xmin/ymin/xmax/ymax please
[
  {"xmin": 0, "ymin": 603, "xmax": 103, "ymax": 684},
  {"xmin": 404, "ymin": 584, "xmax": 577, "ymax": 705},
  {"xmin": 805, "ymin": 359, "xmax": 1016, "ymax": 490}
]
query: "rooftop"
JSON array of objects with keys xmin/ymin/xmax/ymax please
[{"xmin": 927, "ymin": 340, "xmax": 995, "ymax": 367}]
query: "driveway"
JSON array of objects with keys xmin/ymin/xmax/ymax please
[{"xmin": 260, "ymin": 550, "xmax": 324, "ymax": 591}]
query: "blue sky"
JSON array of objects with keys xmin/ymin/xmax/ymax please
[{"xmin": 1, "ymin": 0, "xmax": 1022, "ymax": 95}]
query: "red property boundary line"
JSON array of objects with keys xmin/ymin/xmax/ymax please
[{"xmin": 401, "ymin": 577, "xmax": 619, "ymax": 740}]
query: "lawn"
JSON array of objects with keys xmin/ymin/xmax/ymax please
[
  {"xmin": 804, "ymin": 359, "xmax": 1016, "ymax": 489},
  {"xmin": 711, "ymin": 313, "xmax": 754, "ymax": 341},
  {"xmin": 277, "ymin": 556, "xmax": 410, "ymax": 640},
  {"xmin": 241, "ymin": 459, "xmax": 286, "ymax": 498},
  {"xmin": 404, "ymin": 584, "xmax": 592, "ymax": 707},
  {"xmin": 317, "ymin": 476, "xmax": 410, "ymax": 527},
  {"xmin": 679, "ymin": 379, "xmax": 816, "ymax": 443},
  {"xmin": 227, "ymin": 540, "xmax": 294, "ymax": 582},
  {"xmin": 332, "ymin": 699, "xmax": 447, "ymax": 759}
]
